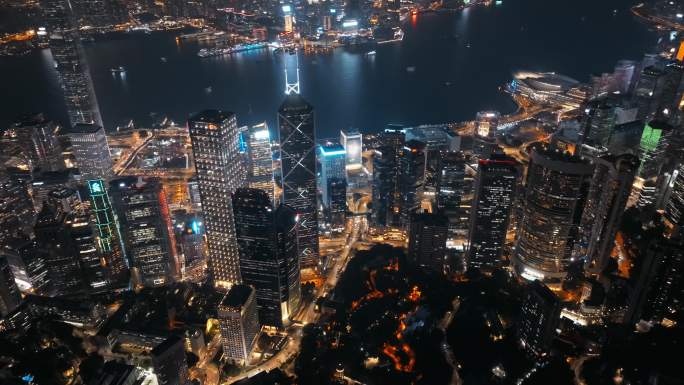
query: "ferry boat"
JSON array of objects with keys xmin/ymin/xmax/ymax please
[
  {"xmin": 110, "ymin": 66, "xmax": 126, "ymax": 74},
  {"xmin": 197, "ymin": 42, "xmax": 268, "ymax": 58}
]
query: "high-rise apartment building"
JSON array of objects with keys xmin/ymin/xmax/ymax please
[{"xmin": 218, "ymin": 284, "xmax": 260, "ymax": 365}]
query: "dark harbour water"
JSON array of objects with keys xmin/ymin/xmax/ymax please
[{"xmin": 0, "ymin": 0, "xmax": 658, "ymax": 137}]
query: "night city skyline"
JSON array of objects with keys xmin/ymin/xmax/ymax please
[{"xmin": 1, "ymin": 0, "xmax": 684, "ymax": 384}]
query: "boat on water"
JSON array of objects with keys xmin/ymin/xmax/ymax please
[
  {"xmin": 406, "ymin": 66, "xmax": 416, "ymax": 73},
  {"xmin": 110, "ymin": 66, "xmax": 126, "ymax": 74},
  {"xmin": 205, "ymin": 86, "xmax": 212, "ymax": 93},
  {"xmin": 366, "ymin": 50, "xmax": 376, "ymax": 56},
  {"xmin": 160, "ymin": 57, "xmax": 167, "ymax": 63},
  {"xmin": 197, "ymin": 42, "xmax": 268, "ymax": 58}
]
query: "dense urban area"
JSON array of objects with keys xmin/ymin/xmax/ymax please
[{"xmin": 1, "ymin": 0, "xmax": 684, "ymax": 384}]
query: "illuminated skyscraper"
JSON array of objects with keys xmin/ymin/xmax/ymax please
[
  {"xmin": 664, "ymin": 163, "xmax": 684, "ymax": 235},
  {"xmin": 3, "ymin": 114, "xmax": 64, "ymax": 172},
  {"xmin": 467, "ymin": 155, "xmax": 518, "ymax": 270},
  {"xmin": 278, "ymin": 92, "xmax": 319, "ymax": 268},
  {"xmin": 436, "ymin": 151, "xmax": 466, "ymax": 213},
  {"xmin": 513, "ymin": 145, "xmax": 594, "ymax": 284},
  {"xmin": 581, "ymin": 155, "xmax": 639, "ymax": 274},
  {"xmin": 232, "ymin": 189, "xmax": 301, "ymax": 328},
  {"xmin": 319, "ymin": 144, "xmax": 346, "ymax": 209},
  {"xmin": 341, "ymin": 129, "xmax": 362, "ymax": 172},
  {"xmin": 282, "ymin": 5, "xmax": 294, "ymax": 33},
  {"xmin": 638, "ymin": 120, "xmax": 673, "ymax": 180},
  {"xmin": 88, "ymin": 179, "xmax": 127, "ymax": 286},
  {"xmin": 246, "ymin": 123, "xmax": 276, "ymax": 204},
  {"xmin": 42, "ymin": 0, "xmax": 103, "ymax": 128},
  {"xmin": 399, "ymin": 140, "xmax": 426, "ymax": 228},
  {"xmin": 188, "ymin": 110, "xmax": 246, "ymax": 289},
  {"xmin": 473, "ymin": 111, "xmax": 500, "ymax": 161},
  {"xmin": 218, "ymin": 284, "xmax": 260, "ymax": 365},
  {"xmin": 517, "ymin": 281, "xmax": 561, "ymax": 356},
  {"xmin": 372, "ymin": 128, "xmax": 405, "ymax": 228},
  {"xmin": 62, "ymin": 123, "xmax": 113, "ymax": 180},
  {"xmin": 109, "ymin": 177, "xmax": 178, "ymax": 287}
]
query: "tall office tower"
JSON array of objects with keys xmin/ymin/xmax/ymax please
[
  {"xmin": 0, "ymin": 176, "xmax": 35, "ymax": 247},
  {"xmin": 399, "ymin": 140, "xmax": 426, "ymax": 228},
  {"xmin": 232, "ymin": 189, "xmax": 301, "ymax": 328},
  {"xmin": 653, "ymin": 61, "xmax": 684, "ymax": 122},
  {"xmin": 372, "ymin": 128, "xmax": 405, "ymax": 227},
  {"xmin": 319, "ymin": 144, "xmax": 346, "ymax": 210},
  {"xmin": 664, "ymin": 163, "xmax": 684, "ymax": 236},
  {"xmin": 3, "ymin": 114, "xmax": 64, "ymax": 172},
  {"xmin": 30, "ymin": 169, "xmax": 79, "ymax": 211},
  {"xmin": 151, "ymin": 335, "xmax": 189, "ymax": 385},
  {"xmin": 67, "ymin": 211, "xmax": 109, "ymax": 291},
  {"xmin": 42, "ymin": 0, "xmax": 103, "ymax": 128},
  {"xmin": 33, "ymin": 203, "xmax": 84, "ymax": 295},
  {"xmin": 467, "ymin": 155, "xmax": 518, "ymax": 270},
  {"xmin": 109, "ymin": 177, "xmax": 177, "ymax": 287},
  {"xmin": 614, "ymin": 60, "xmax": 637, "ymax": 94},
  {"xmin": 327, "ymin": 178, "xmax": 347, "ymax": 231},
  {"xmin": 473, "ymin": 111, "xmax": 500, "ymax": 161},
  {"xmin": 579, "ymin": 99, "xmax": 617, "ymax": 149},
  {"xmin": 513, "ymin": 145, "xmax": 594, "ymax": 284},
  {"xmin": 62, "ymin": 123, "xmax": 113, "ymax": 180},
  {"xmin": 245, "ymin": 123, "xmax": 276, "ymax": 204},
  {"xmin": 625, "ymin": 237, "xmax": 684, "ymax": 325},
  {"xmin": 633, "ymin": 66, "xmax": 664, "ymax": 121},
  {"xmin": 581, "ymin": 155, "xmax": 639, "ymax": 274},
  {"xmin": 87, "ymin": 179, "xmax": 127, "ymax": 285},
  {"xmin": 2, "ymin": 238, "xmax": 50, "ymax": 294},
  {"xmin": 218, "ymin": 284, "xmax": 260, "ymax": 365},
  {"xmin": 0, "ymin": 255, "xmax": 21, "ymax": 317},
  {"xmin": 341, "ymin": 129, "xmax": 363, "ymax": 172},
  {"xmin": 436, "ymin": 151, "xmax": 466, "ymax": 213},
  {"xmin": 638, "ymin": 121, "xmax": 673, "ymax": 179},
  {"xmin": 188, "ymin": 110, "xmax": 246, "ymax": 289},
  {"xmin": 408, "ymin": 211, "xmax": 449, "ymax": 273},
  {"xmin": 278, "ymin": 93, "xmax": 319, "ymax": 268},
  {"xmin": 517, "ymin": 281, "xmax": 561, "ymax": 357}
]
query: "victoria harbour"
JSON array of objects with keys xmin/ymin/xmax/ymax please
[{"xmin": 1, "ymin": 0, "xmax": 655, "ymax": 135}]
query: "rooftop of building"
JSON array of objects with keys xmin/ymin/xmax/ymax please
[
  {"xmin": 278, "ymin": 93, "xmax": 313, "ymax": 112},
  {"xmin": 220, "ymin": 284, "xmax": 254, "ymax": 309},
  {"xmin": 514, "ymin": 71, "xmax": 580, "ymax": 92},
  {"xmin": 62, "ymin": 123, "xmax": 103, "ymax": 135},
  {"xmin": 188, "ymin": 109, "xmax": 235, "ymax": 124},
  {"xmin": 151, "ymin": 334, "xmax": 183, "ymax": 357}
]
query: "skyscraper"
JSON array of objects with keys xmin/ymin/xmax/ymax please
[
  {"xmin": 625, "ymin": 237, "xmax": 684, "ymax": 325},
  {"xmin": 42, "ymin": 0, "xmax": 103, "ymax": 128},
  {"xmin": 109, "ymin": 177, "xmax": 178, "ymax": 287},
  {"xmin": 340, "ymin": 128, "xmax": 362, "ymax": 172},
  {"xmin": 473, "ymin": 111, "xmax": 500, "ymax": 161},
  {"xmin": 33, "ymin": 203, "xmax": 83, "ymax": 295},
  {"xmin": 579, "ymin": 99, "xmax": 617, "ymax": 149},
  {"xmin": 188, "ymin": 110, "xmax": 246, "ymax": 289},
  {"xmin": 88, "ymin": 179, "xmax": 127, "ymax": 286},
  {"xmin": 0, "ymin": 175, "xmax": 35, "ymax": 248},
  {"xmin": 513, "ymin": 145, "xmax": 594, "ymax": 284},
  {"xmin": 3, "ymin": 114, "xmax": 64, "ymax": 172},
  {"xmin": 372, "ymin": 128, "xmax": 405, "ymax": 228},
  {"xmin": 517, "ymin": 281, "xmax": 561, "ymax": 357},
  {"xmin": 327, "ymin": 178, "xmax": 347, "ymax": 231},
  {"xmin": 151, "ymin": 335, "xmax": 189, "ymax": 385},
  {"xmin": 400, "ymin": 140, "xmax": 426, "ymax": 228},
  {"xmin": 467, "ymin": 155, "xmax": 518, "ymax": 270},
  {"xmin": 637, "ymin": 120, "xmax": 673, "ymax": 180},
  {"xmin": 62, "ymin": 123, "xmax": 113, "ymax": 180},
  {"xmin": 408, "ymin": 211, "xmax": 449, "ymax": 273},
  {"xmin": 581, "ymin": 155, "xmax": 639, "ymax": 274},
  {"xmin": 0, "ymin": 255, "xmax": 21, "ymax": 317},
  {"xmin": 246, "ymin": 123, "xmax": 276, "ymax": 203},
  {"xmin": 278, "ymin": 93, "xmax": 319, "ymax": 268},
  {"xmin": 665, "ymin": 163, "xmax": 684, "ymax": 232},
  {"xmin": 232, "ymin": 188, "xmax": 301, "ymax": 328},
  {"xmin": 319, "ymin": 144, "xmax": 346, "ymax": 210},
  {"xmin": 218, "ymin": 284, "xmax": 260, "ymax": 365},
  {"xmin": 436, "ymin": 151, "xmax": 466, "ymax": 213}
]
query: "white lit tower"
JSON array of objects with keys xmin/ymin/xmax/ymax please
[{"xmin": 277, "ymin": 54, "xmax": 320, "ymax": 269}]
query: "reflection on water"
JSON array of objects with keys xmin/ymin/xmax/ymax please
[{"xmin": 0, "ymin": 0, "xmax": 657, "ymax": 135}]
